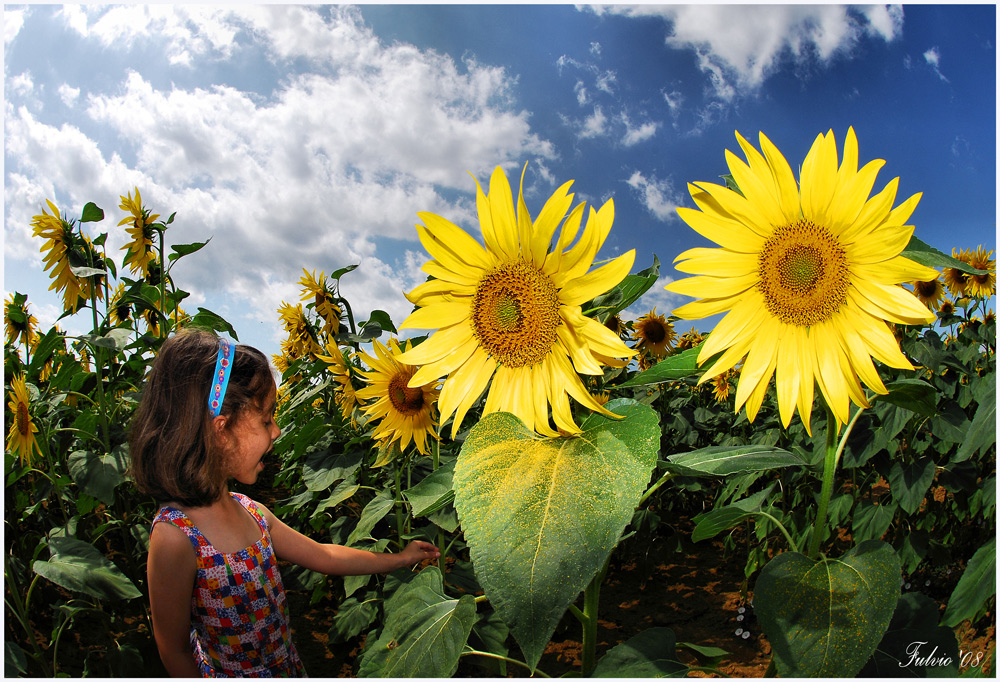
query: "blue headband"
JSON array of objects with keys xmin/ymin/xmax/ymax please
[{"xmin": 208, "ymin": 338, "xmax": 234, "ymax": 417}]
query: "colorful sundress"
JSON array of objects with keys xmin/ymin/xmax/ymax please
[{"xmin": 151, "ymin": 493, "xmax": 306, "ymax": 677}]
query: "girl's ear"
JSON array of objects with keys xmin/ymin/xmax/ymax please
[{"xmin": 211, "ymin": 414, "xmax": 231, "ymax": 447}]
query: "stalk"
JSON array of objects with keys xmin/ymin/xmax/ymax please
[
  {"xmin": 580, "ymin": 555, "xmax": 611, "ymax": 677},
  {"xmin": 157, "ymin": 228, "xmax": 166, "ymax": 340},
  {"xmin": 84, "ymin": 249, "xmax": 112, "ymax": 455},
  {"xmin": 806, "ymin": 405, "xmax": 839, "ymax": 559}
]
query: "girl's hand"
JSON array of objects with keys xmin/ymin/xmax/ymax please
[{"xmin": 400, "ymin": 540, "xmax": 440, "ymax": 566}]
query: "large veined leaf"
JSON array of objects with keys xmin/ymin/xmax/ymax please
[
  {"xmin": 33, "ymin": 536, "xmax": 141, "ymax": 601},
  {"xmin": 666, "ymin": 444, "xmax": 806, "ymax": 477},
  {"xmin": 67, "ymin": 445, "xmax": 128, "ymax": 505},
  {"xmin": 754, "ymin": 540, "xmax": 900, "ymax": 677},
  {"xmin": 453, "ymin": 398, "xmax": 660, "ymax": 670},
  {"xmin": 357, "ymin": 567, "xmax": 476, "ymax": 677}
]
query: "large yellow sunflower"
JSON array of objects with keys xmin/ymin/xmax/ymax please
[
  {"xmin": 910, "ymin": 274, "xmax": 947, "ymax": 310},
  {"xmin": 666, "ymin": 128, "xmax": 937, "ymax": 432},
  {"xmin": 4, "ymin": 294, "xmax": 38, "ymax": 348},
  {"xmin": 7, "ymin": 374, "xmax": 41, "ymax": 465},
  {"xmin": 356, "ymin": 338, "xmax": 439, "ymax": 456},
  {"xmin": 317, "ymin": 342, "xmax": 361, "ymax": 426},
  {"xmin": 396, "ymin": 165, "xmax": 636, "ymax": 437},
  {"xmin": 956, "ymin": 246, "xmax": 996, "ymax": 298},
  {"xmin": 632, "ymin": 308, "xmax": 677, "ymax": 359},
  {"xmin": 118, "ymin": 188, "xmax": 160, "ymax": 276}
]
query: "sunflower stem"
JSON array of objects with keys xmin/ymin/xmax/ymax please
[
  {"xmin": 807, "ymin": 405, "xmax": 840, "ymax": 559},
  {"xmin": 85, "ymin": 247, "xmax": 112, "ymax": 455},
  {"xmin": 580, "ymin": 554, "xmax": 610, "ymax": 677},
  {"xmin": 392, "ymin": 458, "xmax": 405, "ymax": 550},
  {"xmin": 157, "ymin": 228, "xmax": 167, "ymax": 339}
]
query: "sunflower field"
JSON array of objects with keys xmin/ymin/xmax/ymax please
[{"xmin": 4, "ymin": 130, "xmax": 996, "ymax": 678}]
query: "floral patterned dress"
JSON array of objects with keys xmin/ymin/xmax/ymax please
[{"xmin": 151, "ymin": 493, "xmax": 306, "ymax": 677}]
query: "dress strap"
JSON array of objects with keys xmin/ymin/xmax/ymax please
[
  {"xmin": 151, "ymin": 506, "xmax": 209, "ymax": 556},
  {"xmin": 230, "ymin": 492, "xmax": 269, "ymax": 535}
]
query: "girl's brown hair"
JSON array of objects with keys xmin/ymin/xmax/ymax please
[{"xmin": 128, "ymin": 328, "xmax": 273, "ymax": 506}]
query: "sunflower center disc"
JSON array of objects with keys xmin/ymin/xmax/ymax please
[
  {"xmin": 642, "ymin": 319, "xmax": 667, "ymax": 343},
  {"xmin": 758, "ymin": 221, "xmax": 849, "ymax": 327},
  {"xmin": 388, "ymin": 372, "xmax": 425, "ymax": 415},
  {"xmin": 16, "ymin": 402, "xmax": 30, "ymax": 437},
  {"xmin": 472, "ymin": 260, "xmax": 560, "ymax": 368}
]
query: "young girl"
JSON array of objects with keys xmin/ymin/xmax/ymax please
[{"xmin": 130, "ymin": 329, "xmax": 439, "ymax": 677}]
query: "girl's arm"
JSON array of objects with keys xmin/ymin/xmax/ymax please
[
  {"xmin": 147, "ymin": 523, "xmax": 202, "ymax": 678},
  {"xmin": 257, "ymin": 503, "xmax": 440, "ymax": 575}
]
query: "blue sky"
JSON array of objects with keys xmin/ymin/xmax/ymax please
[{"xmin": 4, "ymin": 4, "xmax": 996, "ymax": 361}]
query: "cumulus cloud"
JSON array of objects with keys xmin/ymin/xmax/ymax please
[
  {"xmin": 587, "ymin": 5, "xmax": 904, "ymax": 99},
  {"xmin": 626, "ymin": 170, "xmax": 682, "ymax": 221},
  {"xmin": 57, "ymin": 84, "xmax": 80, "ymax": 107},
  {"xmin": 5, "ymin": 5, "xmax": 556, "ymax": 349},
  {"xmin": 621, "ymin": 115, "xmax": 658, "ymax": 147}
]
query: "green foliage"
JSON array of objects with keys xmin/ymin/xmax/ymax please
[
  {"xmin": 591, "ymin": 627, "xmax": 689, "ymax": 677},
  {"xmin": 452, "ymin": 399, "xmax": 660, "ymax": 669},
  {"xmin": 754, "ymin": 540, "xmax": 901, "ymax": 677},
  {"xmin": 358, "ymin": 567, "xmax": 476, "ymax": 677}
]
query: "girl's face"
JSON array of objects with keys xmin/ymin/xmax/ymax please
[{"xmin": 224, "ymin": 380, "xmax": 281, "ymax": 485}]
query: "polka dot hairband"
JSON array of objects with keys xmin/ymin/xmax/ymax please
[{"xmin": 208, "ymin": 338, "xmax": 234, "ymax": 417}]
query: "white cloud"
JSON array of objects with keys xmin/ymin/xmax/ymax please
[
  {"xmin": 923, "ymin": 46, "xmax": 949, "ymax": 81},
  {"xmin": 621, "ymin": 115, "xmax": 658, "ymax": 147},
  {"xmin": 626, "ymin": 170, "xmax": 682, "ymax": 221},
  {"xmin": 579, "ymin": 105, "xmax": 608, "ymax": 139},
  {"xmin": 4, "ymin": 7, "xmax": 25, "ymax": 46},
  {"xmin": 57, "ymin": 84, "xmax": 80, "ymax": 107},
  {"xmin": 9, "ymin": 71, "xmax": 33, "ymax": 96},
  {"xmin": 588, "ymin": 5, "xmax": 905, "ymax": 98},
  {"xmin": 627, "ymin": 275, "xmax": 682, "ymax": 321},
  {"xmin": 5, "ymin": 6, "xmax": 557, "ymax": 350}
]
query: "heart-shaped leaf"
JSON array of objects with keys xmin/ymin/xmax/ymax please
[
  {"xmin": 453, "ymin": 398, "xmax": 659, "ymax": 670},
  {"xmin": 754, "ymin": 540, "xmax": 900, "ymax": 677},
  {"xmin": 357, "ymin": 567, "xmax": 476, "ymax": 677},
  {"xmin": 592, "ymin": 627, "xmax": 688, "ymax": 677}
]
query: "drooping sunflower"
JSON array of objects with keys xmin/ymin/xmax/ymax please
[
  {"xmin": 4, "ymin": 293, "xmax": 38, "ymax": 348},
  {"xmin": 396, "ymin": 165, "xmax": 636, "ymax": 437},
  {"xmin": 603, "ymin": 313, "xmax": 629, "ymax": 341},
  {"xmin": 938, "ymin": 299, "xmax": 956, "ymax": 317},
  {"xmin": 277, "ymin": 301, "xmax": 322, "ymax": 361},
  {"xmin": 632, "ymin": 308, "xmax": 677, "ymax": 359},
  {"xmin": 942, "ymin": 249, "xmax": 971, "ymax": 298},
  {"xmin": 109, "ymin": 283, "xmax": 133, "ymax": 326},
  {"xmin": 31, "ymin": 200, "xmax": 99, "ymax": 312},
  {"xmin": 910, "ymin": 274, "xmax": 947, "ymax": 310},
  {"xmin": 356, "ymin": 338, "xmax": 439, "ymax": 456},
  {"xmin": 7, "ymin": 374, "xmax": 41, "ymax": 465},
  {"xmin": 118, "ymin": 187, "xmax": 160, "ymax": 276},
  {"xmin": 675, "ymin": 328, "xmax": 705, "ymax": 351},
  {"xmin": 299, "ymin": 269, "xmax": 342, "ymax": 337},
  {"xmin": 317, "ymin": 342, "xmax": 361, "ymax": 426},
  {"xmin": 666, "ymin": 128, "xmax": 937, "ymax": 432},
  {"xmin": 956, "ymin": 246, "xmax": 996, "ymax": 298}
]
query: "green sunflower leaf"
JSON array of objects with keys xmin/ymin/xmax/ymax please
[
  {"xmin": 357, "ymin": 567, "xmax": 476, "ymax": 678},
  {"xmin": 80, "ymin": 202, "xmax": 104, "ymax": 223},
  {"xmin": 190, "ymin": 308, "xmax": 239, "ymax": 341},
  {"xmin": 666, "ymin": 445, "xmax": 807, "ymax": 477},
  {"xmin": 33, "ymin": 536, "xmax": 141, "ymax": 601},
  {"xmin": 453, "ymin": 398, "xmax": 659, "ymax": 670},
  {"xmin": 67, "ymin": 445, "xmax": 128, "ymax": 506},
  {"xmin": 902, "ymin": 235, "xmax": 989, "ymax": 275},
  {"xmin": 614, "ymin": 345, "xmax": 702, "ymax": 387},
  {"xmin": 942, "ymin": 538, "xmax": 996, "ymax": 627},
  {"xmin": 592, "ymin": 627, "xmax": 688, "ymax": 677},
  {"xmin": 168, "ymin": 240, "xmax": 210, "ymax": 261},
  {"xmin": 754, "ymin": 540, "xmax": 900, "ymax": 677}
]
